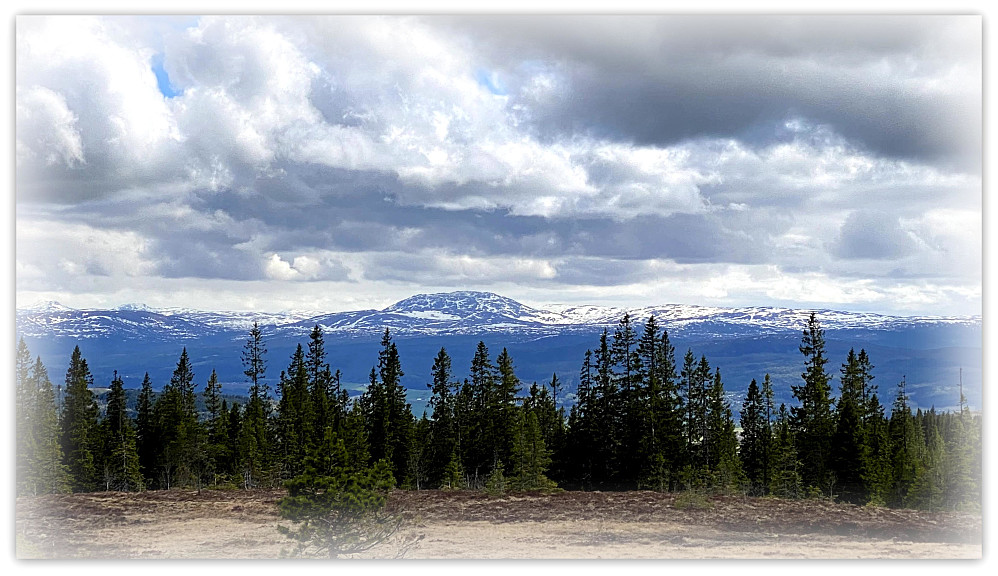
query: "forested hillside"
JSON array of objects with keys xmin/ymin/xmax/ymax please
[{"xmin": 15, "ymin": 313, "xmax": 981, "ymax": 512}]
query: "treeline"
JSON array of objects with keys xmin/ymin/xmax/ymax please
[{"xmin": 15, "ymin": 313, "xmax": 981, "ymax": 512}]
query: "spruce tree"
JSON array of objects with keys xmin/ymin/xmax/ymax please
[
  {"xmin": 277, "ymin": 431, "xmax": 398, "ymax": 559},
  {"xmin": 27, "ymin": 356, "xmax": 69, "ymax": 494},
  {"xmin": 635, "ymin": 317, "xmax": 662, "ymax": 489},
  {"xmin": 100, "ymin": 371, "xmax": 144, "ymax": 491},
  {"xmin": 653, "ymin": 327, "xmax": 684, "ymax": 490},
  {"xmin": 566, "ymin": 349, "xmax": 596, "ymax": 487},
  {"xmin": 494, "ymin": 348, "xmax": 522, "ymax": 473},
  {"xmin": 857, "ymin": 349, "xmax": 877, "ymax": 426},
  {"xmin": 592, "ymin": 330, "xmax": 620, "ymax": 485},
  {"xmin": 135, "ymin": 373, "xmax": 157, "ymax": 484},
  {"xmin": 541, "ymin": 373, "xmax": 568, "ymax": 482},
  {"xmin": 706, "ymin": 367, "xmax": 742, "ymax": 491},
  {"xmin": 909, "ymin": 410, "xmax": 946, "ymax": 510},
  {"xmin": 888, "ymin": 377, "xmax": 924, "ymax": 507},
  {"xmin": 688, "ymin": 354, "xmax": 712, "ymax": 475},
  {"xmin": 769, "ymin": 404, "xmax": 802, "ymax": 498},
  {"xmin": 239, "ymin": 322, "xmax": 270, "ymax": 488},
  {"xmin": 342, "ymin": 400, "xmax": 371, "ymax": 473},
  {"xmin": 679, "ymin": 349, "xmax": 699, "ymax": 474},
  {"xmin": 361, "ymin": 329, "xmax": 413, "ymax": 486},
  {"xmin": 941, "ymin": 408, "xmax": 977, "ymax": 511},
  {"xmin": 427, "ymin": 347, "xmax": 459, "ymax": 488},
  {"xmin": 223, "ymin": 400, "xmax": 242, "ymax": 477},
  {"xmin": 510, "ymin": 408, "xmax": 556, "ymax": 492},
  {"xmin": 61, "ymin": 346, "xmax": 99, "ymax": 492},
  {"xmin": 276, "ymin": 345, "xmax": 314, "ymax": 480},
  {"xmin": 407, "ymin": 415, "xmax": 431, "ymax": 490},
  {"xmin": 306, "ymin": 325, "xmax": 338, "ymax": 444},
  {"xmin": 792, "ymin": 312, "xmax": 835, "ymax": 493},
  {"xmin": 739, "ymin": 378, "xmax": 768, "ymax": 494},
  {"xmin": 15, "ymin": 339, "xmax": 35, "ymax": 495},
  {"xmin": 832, "ymin": 349, "xmax": 867, "ymax": 503},
  {"xmin": 611, "ymin": 313, "xmax": 640, "ymax": 396},
  {"xmin": 860, "ymin": 392, "xmax": 892, "ymax": 506},
  {"xmin": 611, "ymin": 314, "xmax": 640, "ymax": 484},
  {"xmin": 760, "ymin": 374, "xmax": 776, "ymax": 493},
  {"xmin": 154, "ymin": 349, "xmax": 206, "ymax": 490},
  {"xmin": 465, "ymin": 341, "xmax": 498, "ymax": 480},
  {"xmin": 203, "ymin": 369, "xmax": 228, "ymax": 486}
]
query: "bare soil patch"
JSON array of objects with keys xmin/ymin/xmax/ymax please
[{"xmin": 15, "ymin": 488, "xmax": 981, "ymax": 559}]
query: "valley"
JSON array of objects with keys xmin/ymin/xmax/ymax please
[{"xmin": 16, "ymin": 291, "xmax": 982, "ymax": 413}]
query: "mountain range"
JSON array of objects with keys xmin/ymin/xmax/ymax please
[{"xmin": 16, "ymin": 291, "xmax": 982, "ymax": 415}]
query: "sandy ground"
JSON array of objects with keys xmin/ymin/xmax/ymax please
[{"xmin": 14, "ymin": 489, "xmax": 982, "ymax": 559}]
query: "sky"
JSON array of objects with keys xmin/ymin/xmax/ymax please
[{"xmin": 13, "ymin": 13, "xmax": 984, "ymax": 316}]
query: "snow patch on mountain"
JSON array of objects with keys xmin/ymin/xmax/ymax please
[
  {"xmin": 20, "ymin": 300, "xmax": 74, "ymax": 313},
  {"xmin": 15, "ymin": 291, "xmax": 981, "ymax": 341}
]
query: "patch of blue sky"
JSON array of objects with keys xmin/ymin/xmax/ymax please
[
  {"xmin": 151, "ymin": 53, "xmax": 182, "ymax": 98},
  {"xmin": 474, "ymin": 68, "xmax": 506, "ymax": 96}
]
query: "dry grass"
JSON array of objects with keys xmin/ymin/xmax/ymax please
[{"xmin": 15, "ymin": 488, "xmax": 982, "ymax": 559}]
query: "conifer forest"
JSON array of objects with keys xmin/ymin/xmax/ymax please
[{"xmin": 15, "ymin": 312, "xmax": 982, "ymax": 514}]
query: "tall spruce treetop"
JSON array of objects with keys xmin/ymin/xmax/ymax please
[
  {"xmin": 637, "ymin": 316, "xmax": 661, "ymax": 391},
  {"xmin": 792, "ymin": 312, "xmax": 835, "ymax": 491},
  {"xmin": 429, "ymin": 347, "xmax": 455, "ymax": 412},
  {"xmin": 242, "ymin": 321, "xmax": 268, "ymax": 398},
  {"xmin": 204, "ymin": 369, "xmax": 223, "ymax": 425},
  {"xmin": 306, "ymin": 324, "xmax": 336, "ymax": 437},
  {"xmin": 171, "ymin": 348, "xmax": 197, "ymax": 414},
  {"xmin": 839, "ymin": 348, "xmax": 864, "ymax": 408},
  {"xmin": 740, "ymin": 378, "xmax": 768, "ymax": 491},
  {"xmin": 470, "ymin": 341, "xmax": 497, "ymax": 404},
  {"xmin": 680, "ymin": 349, "xmax": 698, "ymax": 456},
  {"xmin": 612, "ymin": 313, "xmax": 639, "ymax": 394},
  {"xmin": 577, "ymin": 349, "xmax": 594, "ymax": 416},
  {"xmin": 105, "ymin": 371, "xmax": 129, "ymax": 438},
  {"xmin": 857, "ymin": 349, "xmax": 878, "ymax": 425},
  {"xmin": 378, "ymin": 328, "xmax": 404, "ymax": 389},
  {"xmin": 135, "ymin": 372, "xmax": 157, "ymax": 481},
  {"xmin": 496, "ymin": 348, "xmax": 521, "ymax": 411}
]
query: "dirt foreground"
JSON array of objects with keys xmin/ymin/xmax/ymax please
[{"xmin": 15, "ymin": 488, "xmax": 982, "ymax": 559}]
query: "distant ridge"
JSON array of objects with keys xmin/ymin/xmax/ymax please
[
  {"xmin": 13, "ymin": 291, "xmax": 982, "ymax": 413},
  {"xmin": 17, "ymin": 291, "xmax": 981, "ymax": 341}
]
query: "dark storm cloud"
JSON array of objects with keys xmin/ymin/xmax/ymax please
[
  {"xmin": 178, "ymin": 164, "xmax": 775, "ymax": 267},
  {"xmin": 442, "ymin": 15, "xmax": 981, "ymax": 170},
  {"xmin": 524, "ymin": 63, "xmax": 977, "ymax": 170},
  {"xmin": 156, "ymin": 240, "xmax": 263, "ymax": 280},
  {"xmin": 833, "ymin": 211, "xmax": 917, "ymax": 261}
]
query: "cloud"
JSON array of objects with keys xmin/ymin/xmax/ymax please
[
  {"xmin": 15, "ymin": 219, "xmax": 158, "ymax": 291},
  {"xmin": 15, "ymin": 86, "xmax": 84, "ymax": 167},
  {"xmin": 16, "ymin": 16, "xmax": 185, "ymax": 202},
  {"xmin": 452, "ymin": 15, "xmax": 981, "ymax": 170},
  {"xmin": 262, "ymin": 253, "xmax": 348, "ymax": 282},
  {"xmin": 13, "ymin": 15, "xmax": 982, "ymax": 316},
  {"xmin": 834, "ymin": 211, "xmax": 917, "ymax": 260}
]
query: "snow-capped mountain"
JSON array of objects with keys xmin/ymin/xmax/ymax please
[
  {"xmin": 551, "ymin": 303, "xmax": 976, "ymax": 334},
  {"xmin": 13, "ymin": 291, "xmax": 982, "ymax": 412},
  {"xmin": 15, "ymin": 290, "xmax": 980, "ymax": 341},
  {"xmin": 384, "ymin": 291, "xmax": 567, "ymax": 325}
]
